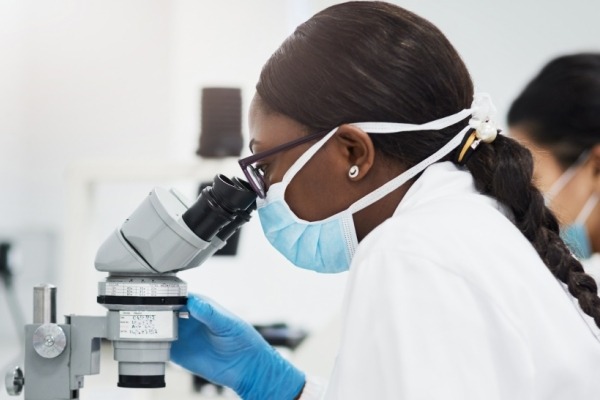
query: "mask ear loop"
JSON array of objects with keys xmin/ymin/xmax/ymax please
[
  {"xmin": 575, "ymin": 193, "xmax": 600, "ymax": 225},
  {"xmin": 545, "ymin": 150, "xmax": 590, "ymax": 204},
  {"xmin": 280, "ymin": 109, "xmax": 475, "ymax": 186},
  {"xmin": 348, "ymin": 125, "xmax": 470, "ymax": 214},
  {"xmin": 281, "ymin": 127, "xmax": 338, "ymax": 184},
  {"xmin": 277, "ymin": 93, "xmax": 493, "ymax": 217}
]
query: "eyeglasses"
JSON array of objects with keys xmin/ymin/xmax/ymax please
[{"xmin": 238, "ymin": 129, "xmax": 330, "ymax": 198}]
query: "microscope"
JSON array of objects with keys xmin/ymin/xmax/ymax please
[{"xmin": 4, "ymin": 174, "xmax": 257, "ymax": 399}]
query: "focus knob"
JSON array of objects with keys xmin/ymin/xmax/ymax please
[
  {"xmin": 5, "ymin": 366, "xmax": 24, "ymax": 396},
  {"xmin": 33, "ymin": 324, "xmax": 67, "ymax": 358}
]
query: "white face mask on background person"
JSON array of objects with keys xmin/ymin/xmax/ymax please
[{"xmin": 256, "ymin": 93, "xmax": 498, "ymax": 273}]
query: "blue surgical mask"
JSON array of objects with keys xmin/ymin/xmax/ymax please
[
  {"xmin": 560, "ymin": 194, "xmax": 598, "ymax": 259},
  {"xmin": 256, "ymin": 94, "xmax": 497, "ymax": 273},
  {"xmin": 561, "ymin": 224, "xmax": 592, "ymax": 260}
]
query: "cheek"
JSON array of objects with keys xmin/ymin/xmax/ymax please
[
  {"xmin": 531, "ymin": 151, "xmax": 564, "ymax": 193},
  {"xmin": 285, "ymin": 153, "xmax": 348, "ymax": 221},
  {"xmin": 509, "ymin": 128, "xmax": 562, "ymax": 193}
]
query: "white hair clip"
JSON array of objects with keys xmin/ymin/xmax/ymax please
[{"xmin": 468, "ymin": 92, "xmax": 499, "ymax": 143}]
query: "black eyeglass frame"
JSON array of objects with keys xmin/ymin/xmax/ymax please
[{"xmin": 238, "ymin": 129, "xmax": 330, "ymax": 198}]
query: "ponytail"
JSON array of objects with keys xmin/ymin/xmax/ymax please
[{"xmin": 462, "ymin": 134, "xmax": 600, "ymax": 328}]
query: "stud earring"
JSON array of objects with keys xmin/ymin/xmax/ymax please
[{"xmin": 348, "ymin": 165, "xmax": 359, "ymax": 179}]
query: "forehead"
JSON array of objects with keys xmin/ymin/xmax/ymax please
[{"xmin": 249, "ymin": 95, "xmax": 309, "ymax": 151}]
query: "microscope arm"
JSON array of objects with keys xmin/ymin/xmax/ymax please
[
  {"xmin": 68, "ymin": 315, "xmax": 108, "ymax": 391},
  {"xmin": 11, "ymin": 286, "xmax": 108, "ymax": 400}
]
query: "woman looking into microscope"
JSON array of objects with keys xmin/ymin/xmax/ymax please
[{"xmin": 171, "ymin": 2, "xmax": 600, "ymax": 399}]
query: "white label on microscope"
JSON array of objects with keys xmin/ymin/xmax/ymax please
[{"xmin": 119, "ymin": 311, "xmax": 173, "ymax": 339}]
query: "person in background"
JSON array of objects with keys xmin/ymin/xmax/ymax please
[
  {"xmin": 171, "ymin": 3, "xmax": 600, "ymax": 399},
  {"xmin": 508, "ymin": 53, "xmax": 600, "ymax": 283}
]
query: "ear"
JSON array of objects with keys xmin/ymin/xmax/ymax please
[{"xmin": 332, "ymin": 124, "xmax": 375, "ymax": 181}]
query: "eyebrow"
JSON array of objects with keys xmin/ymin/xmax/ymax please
[
  {"xmin": 248, "ymin": 138, "xmax": 260, "ymax": 153},
  {"xmin": 248, "ymin": 139, "xmax": 262, "ymax": 154}
]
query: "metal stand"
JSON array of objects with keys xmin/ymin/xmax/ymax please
[{"xmin": 6, "ymin": 284, "xmax": 108, "ymax": 399}]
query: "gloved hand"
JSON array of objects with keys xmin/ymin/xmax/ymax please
[{"xmin": 170, "ymin": 293, "xmax": 306, "ymax": 400}]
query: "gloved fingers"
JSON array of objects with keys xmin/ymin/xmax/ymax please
[
  {"xmin": 171, "ymin": 317, "xmax": 210, "ymax": 363},
  {"xmin": 186, "ymin": 293, "xmax": 246, "ymax": 335},
  {"xmin": 172, "ymin": 317, "xmax": 202, "ymax": 351},
  {"xmin": 176, "ymin": 313, "xmax": 201, "ymax": 335}
]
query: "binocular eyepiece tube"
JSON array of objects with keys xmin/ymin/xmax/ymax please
[{"xmin": 182, "ymin": 174, "xmax": 257, "ymax": 242}]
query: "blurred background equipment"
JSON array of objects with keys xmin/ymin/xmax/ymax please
[
  {"xmin": 195, "ymin": 87, "xmax": 246, "ymax": 256},
  {"xmin": 197, "ymin": 87, "xmax": 243, "ymax": 158},
  {"xmin": 0, "ymin": 242, "xmax": 26, "ymax": 346}
]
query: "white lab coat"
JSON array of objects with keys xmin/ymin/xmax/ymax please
[{"xmin": 301, "ymin": 162, "xmax": 600, "ymax": 400}]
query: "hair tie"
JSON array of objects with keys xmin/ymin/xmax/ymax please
[
  {"xmin": 455, "ymin": 93, "xmax": 500, "ymax": 165},
  {"xmin": 455, "ymin": 130, "xmax": 478, "ymax": 165},
  {"xmin": 469, "ymin": 92, "xmax": 499, "ymax": 143}
]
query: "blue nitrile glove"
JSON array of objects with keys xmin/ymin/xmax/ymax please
[{"xmin": 170, "ymin": 294, "xmax": 306, "ymax": 400}]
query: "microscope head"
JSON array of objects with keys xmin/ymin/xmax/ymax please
[
  {"xmin": 93, "ymin": 174, "xmax": 256, "ymax": 388},
  {"xmin": 95, "ymin": 174, "xmax": 257, "ymax": 275}
]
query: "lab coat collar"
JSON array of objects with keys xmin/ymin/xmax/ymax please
[{"xmin": 393, "ymin": 161, "xmax": 486, "ymax": 217}]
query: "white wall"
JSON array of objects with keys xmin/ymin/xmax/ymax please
[
  {"xmin": 1, "ymin": 0, "xmax": 599, "ymax": 398},
  {"xmin": 1, "ymin": 0, "xmax": 172, "ymax": 229}
]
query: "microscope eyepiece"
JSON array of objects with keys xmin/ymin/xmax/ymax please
[
  {"xmin": 212, "ymin": 175, "xmax": 257, "ymax": 212},
  {"xmin": 182, "ymin": 174, "xmax": 257, "ymax": 242},
  {"xmin": 213, "ymin": 176, "xmax": 257, "ymax": 241}
]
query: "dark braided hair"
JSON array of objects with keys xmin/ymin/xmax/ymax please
[
  {"xmin": 255, "ymin": 1, "xmax": 600, "ymax": 327},
  {"xmin": 466, "ymin": 134, "xmax": 600, "ymax": 326}
]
